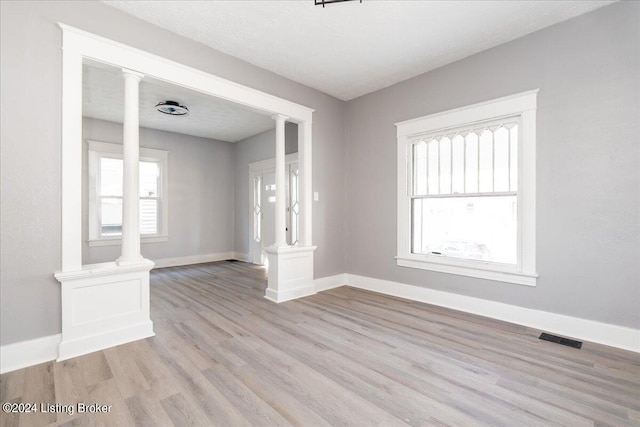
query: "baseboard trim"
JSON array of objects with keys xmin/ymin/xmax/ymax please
[
  {"xmin": 346, "ymin": 273, "xmax": 640, "ymax": 353},
  {"xmin": 232, "ymin": 252, "xmax": 251, "ymax": 263},
  {"xmin": 314, "ymin": 273, "xmax": 347, "ymax": 292},
  {"xmin": 0, "ymin": 334, "xmax": 61, "ymax": 374},
  {"xmin": 153, "ymin": 252, "xmax": 237, "ymax": 269},
  {"xmin": 57, "ymin": 321, "xmax": 155, "ymax": 362},
  {"xmin": 265, "ymin": 284, "xmax": 316, "ymax": 303}
]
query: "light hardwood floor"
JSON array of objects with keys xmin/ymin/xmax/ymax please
[{"xmin": 1, "ymin": 261, "xmax": 639, "ymax": 426}]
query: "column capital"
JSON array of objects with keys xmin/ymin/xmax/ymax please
[
  {"xmin": 271, "ymin": 113, "xmax": 289, "ymax": 122},
  {"xmin": 121, "ymin": 68, "xmax": 145, "ymax": 80}
]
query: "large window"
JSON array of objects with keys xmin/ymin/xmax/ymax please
[
  {"xmin": 88, "ymin": 140, "xmax": 169, "ymax": 246},
  {"xmin": 396, "ymin": 91, "xmax": 537, "ymax": 286}
]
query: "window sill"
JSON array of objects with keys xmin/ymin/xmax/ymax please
[
  {"xmin": 88, "ymin": 235, "xmax": 169, "ymax": 247},
  {"xmin": 396, "ymin": 256, "xmax": 537, "ymax": 287}
]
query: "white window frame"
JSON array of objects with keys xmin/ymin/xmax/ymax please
[
  {"xmin": 87, "ymin": 140, "xmax": 169, "ymax": 247},
  {"xmin": 396, "ymin": 90, "xmax": 538, "ymax": 286}
]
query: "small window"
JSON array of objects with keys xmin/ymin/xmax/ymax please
[
  {"xmin": 396, "ymin": 91, "xmax": 538, "ymax": 286},
  {"xmin": 88, "ymin": 141, "xmax": 169, "ymax": 246}
]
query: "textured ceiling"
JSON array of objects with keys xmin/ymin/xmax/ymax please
[
  {"xmin": 104, "ymin": 0, "xmax": 614, "ymax": 101},
  {"xmin": 83, "ymin": 63, "xmax": 275, "ymax": 142}
]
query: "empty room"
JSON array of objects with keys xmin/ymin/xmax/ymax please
[{"xmin": 1, "ymin": 1, "xmax": 638, "ymax": 426}]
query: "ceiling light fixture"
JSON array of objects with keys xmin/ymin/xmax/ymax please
[
  {"xmin": 155, "ymin": 100, "xmax": 189, "ymax": 116},
  {"xmin": 315, "ymin": 0, "xmax": 361, "ymax": 7}
]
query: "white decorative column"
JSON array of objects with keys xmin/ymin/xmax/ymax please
[
  {"xmin": 264, "ymin": 115, "xmax": 316, "ymax": 303},
  {"xmin": 54, "ymin": 68, "xmax": 154, "ymax": 361},
  {"xmin": 117, "ymin": 69, "xmax": 145, "ymax": 265},
  {"xmin": 273, "ymin": 114, "xmax": 288, "ymax": 248}
]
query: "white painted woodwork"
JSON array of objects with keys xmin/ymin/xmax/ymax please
[
  {"xmin": 264, "ymin": 245, "xmax": 317, "ymax": 303},
  {"xmin": 272, "ymin": 114, "xmax": 288, "ymax": 248},
  {"xmin": 117, "ymin": 69, "xmax": 145, "ymax": 265},
  {"xmin": 60, "ymin": 31, "xmax": 83, "ymax": 271},
  {"xmin": 396, "ymin": 90, "xmax": 538, "ymax": 286},
  {"xmin": 54, "ymin": 260, "xmax": 154, "ymax": 361},
  {"xmin": 59, "ymin": 23, "xmax": 314, "ymax": 275},
  {"xmin": 57, "ymin": 24, "xmax": 317, "ymax": 361},
  {"xmin": 298, "ymin": 121, "xmax": 313, "ymax": 247},
  {"xmin": 345, "ymin": 273, "xmax": 640, "ymax": 354}
]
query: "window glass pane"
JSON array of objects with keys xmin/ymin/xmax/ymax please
[
  {"xmin": 140, "ymin": 161, "xmax": 159, "ymax": 197},
  {"xmin": 479, "ymin": 129, "xmax": 493, "ymax": 192},
  {"xmin": 464, "ymin": 132, "xmax": 479, "ymax": 193},
  {"xmin": 510, "ymin": 125, "xmax": 518, "ymax": 191},
  {"xmin": 413, "ymin": 141, "xmax": 427, "ymax": 196},
  {"xmin": 100, "ymin": 197, "xmax": 122, "ymax": 236},
  {"xmin": 412, "ymin": 195, "xmax": 517, "ymax": 264},
  {"xmin": 140, "ymin": 199, "xmax": 158, "ymax": 235},
  {"xmin": 451, "ymin": 134, "xmax": 465, "ymax": 194},
  {"xmin": 412, "ymin": 198, "xmax": 423, "ymax": 254},
  {"xmin": 427, "ymin": 138, "xmax": 439, "ymax": 194},
  {"xmin": 100, "ymin": 158, "xmax": 123, "ymax": 196},
  {"xmin": 439, "ymin": 137, "xmax": 451, "ymax": 195},
  {"xmin": 494, "ymin": 126, "xmax": 510, "ymax": 192}
]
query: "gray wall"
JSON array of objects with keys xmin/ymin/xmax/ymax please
[
  {"xmin": 233, "ymin": 123, "xmax": 298, "ymax": 257},
  {"xmin": 0, "ymin": 1, "xmax": 346, "ymax": 346},
  {"xmin": 344, "ymin": 1, "xmax": 640, "ymax": 329},
  {"xmin": 82, "ymin": 118, "xmax": 235, "ymax": 265}
]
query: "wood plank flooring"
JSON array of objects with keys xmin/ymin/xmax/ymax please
[{"xmin": 2, "ymin": 261, "xmax": 639, "ymax": 426}]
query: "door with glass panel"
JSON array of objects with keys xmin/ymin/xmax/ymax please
[{"xmin": 249, "ymin": 161, "xmax": 299, "ymax": 265}]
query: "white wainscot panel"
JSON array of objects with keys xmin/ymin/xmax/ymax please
[
  {"xmin": 55, "ymin": 260, "xmax": 155, "ymax": 361},
  {"xmin": 264, "ymin": 246, "xmax": 317, "ymax": 303}
]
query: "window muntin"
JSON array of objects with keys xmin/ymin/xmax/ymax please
[
  {"xmin": 410, "ymin": 118, "xmax": 519, "ymax": 265},
  {"xmin": 88, "ymin": 141, "xmax": 168, "ymax": 245}
]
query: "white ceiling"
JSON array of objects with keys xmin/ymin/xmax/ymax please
[
  {"xmin": 104, "ymin": 0, "xmax": 614, "ymax": 101},
  {"xmin": 83, "ymin": 63, "xmax": 275, "ymax": 142}
]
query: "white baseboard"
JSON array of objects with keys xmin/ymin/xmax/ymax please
[
  {"xmin": 0, "ymin": 334, "xmax": 61, "ymax": 374},
  {"xmin": 346, "ymin": 274, "xmax": 640, "ymax": 353},
  {"xmin": 233, "ymin": 252, "xmax": 251, "ymax": 263},
  {"xmin": 153, "ymin": 252, "xmax": 237, "ymax": 269},
  {"xmin": 265, "ymin": 284, "xmax": 316, "ymax": 303},
  {"xmin": 58, "ymin": 321, "xmax": 154, "ymax": 362},
  {"xmin": 314, "ymin": 273, "xmax": 347, "ymax": 292}
]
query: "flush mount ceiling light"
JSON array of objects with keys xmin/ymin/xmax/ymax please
[
  {"xmin": 155, "ymin": 100, "xmax": 189, "ymax": 116},
  {"xmin": 315, "ymin": 0, "xmax": 361, "ymax": 7}
]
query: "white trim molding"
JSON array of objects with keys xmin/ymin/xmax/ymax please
[
  {"xmin": 345, "ymin": 274, "xmax": 640, "ymax": 353},
  {"xmin": 314, "ymin": 273, "xmax": 348, "ymax": 292},
  {"xmin": 396, "ymin": 90, "xmax": 538, "ymax": 286},
  {"xmin": 264, "ymin": 245, "xmax": 317, "ymax": 303},
  {"xmin": 0, "ymin": 334, "xmax": 61, "ymax": 374},
  {"xmin": 57, "ymin": 23, "xmax": 316, "ymax": 359},
  {"xmin": 59, "ymin": 23, "xmax": 315, "ymax": 270},
  {"xmin": 55, "ymin": 260, "xmax": 155, "ymax": 361},
  {"xmin": 152, "ymin": 252, "xmax": 238, "ymax": 269}
]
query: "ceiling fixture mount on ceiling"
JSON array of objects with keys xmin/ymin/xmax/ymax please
[
  {"xmin": 155, "ymin": 100, "xmax": 189, "ymax": 116},
  {"xmin": 314, "ymin": 0, "xmax": 361, "ymax": 7}
]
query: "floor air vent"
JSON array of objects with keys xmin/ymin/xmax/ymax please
[{"xmin": 539, "ymin": 332, "xmax": 582, "ymax": 349}]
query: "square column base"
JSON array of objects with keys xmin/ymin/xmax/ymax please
[
  {"xmin": 264, "ymin": 245, "xmax": 317, "ymax": 303},
  {"xmin": 54, "ymin": 259, "xmax": 155, "ymax": 361}
]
